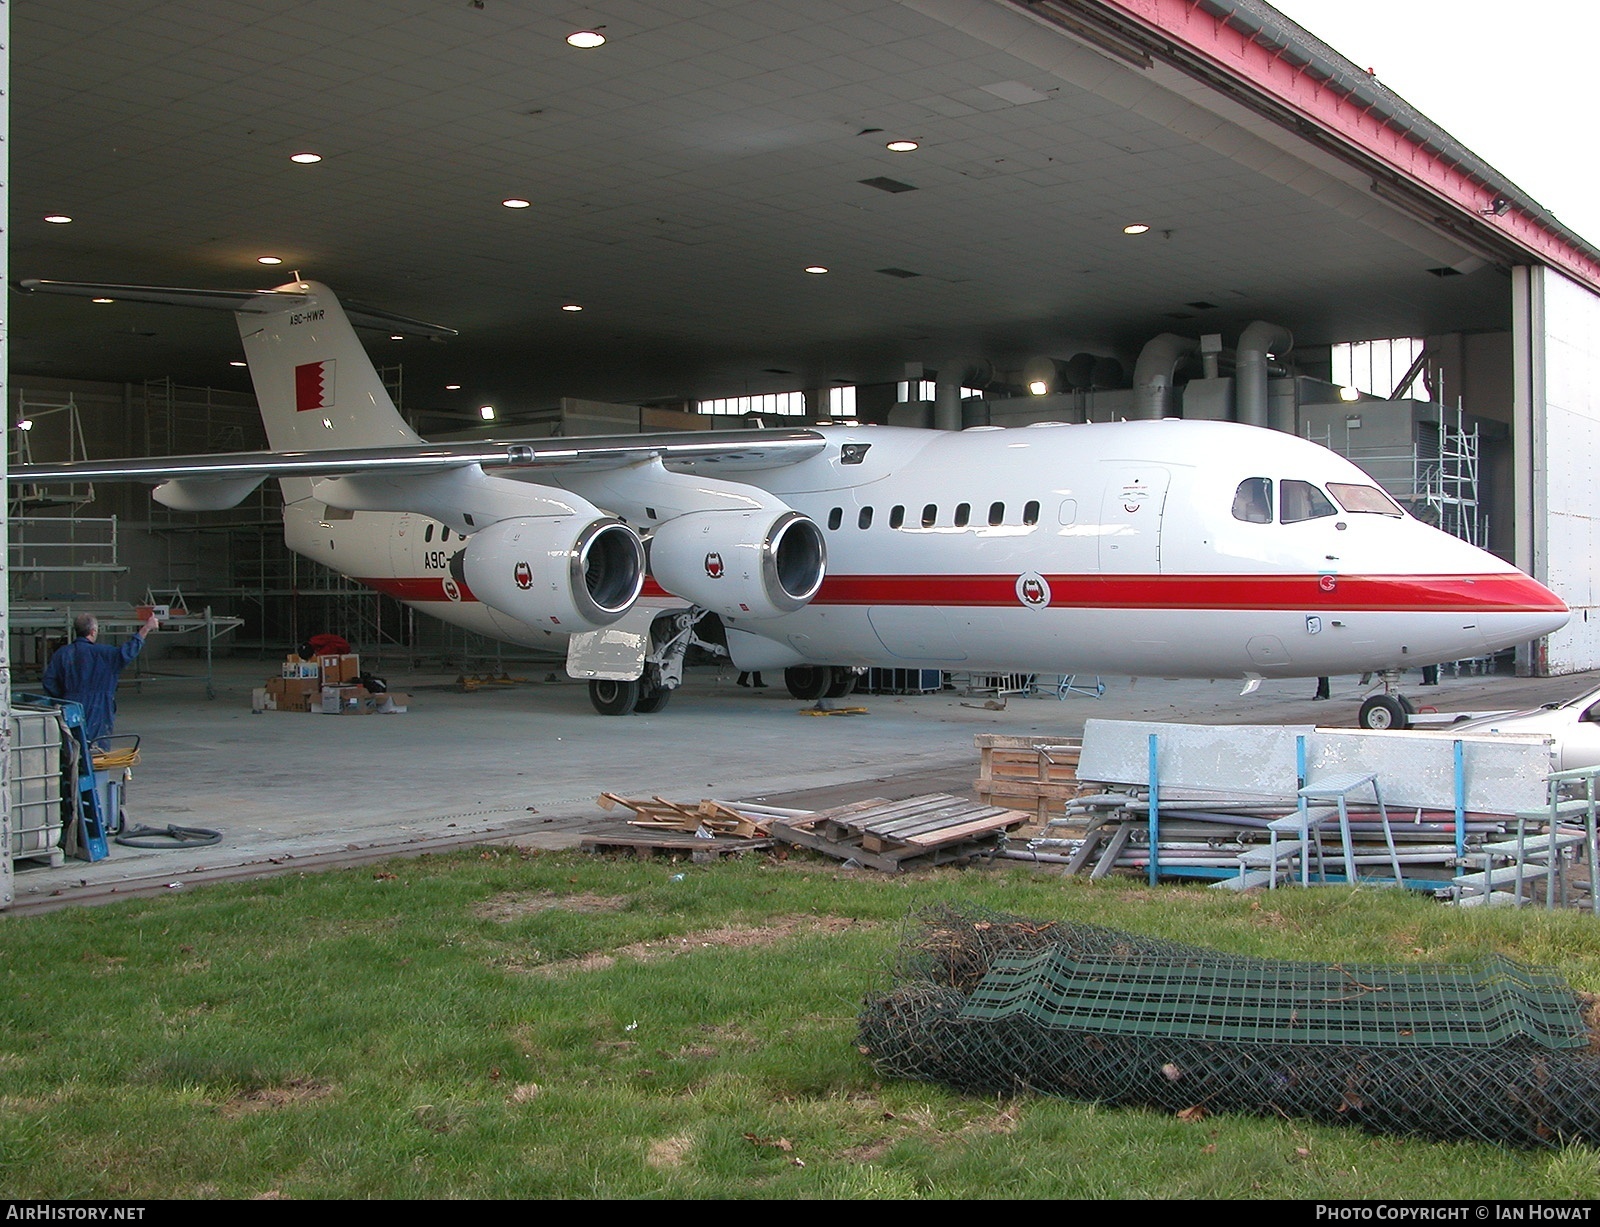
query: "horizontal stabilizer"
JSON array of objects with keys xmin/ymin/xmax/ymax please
[{"xmin": 16, "ymin": 279, "xmax": 457, "ymax": 338}]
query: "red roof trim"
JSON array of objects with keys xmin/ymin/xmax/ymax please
[{"xmin": 1091, "ymin": 0, "xmax": 1600, "ymax": 291}]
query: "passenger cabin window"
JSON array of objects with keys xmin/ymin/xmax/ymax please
[
  {"xmin": 1280, "ymin": 480, "xmax": 1337, "ymax": 524},
  {"xmin": 1327, "ymin": 483, "xmax": 1403, "ymax": 517},
  {"xmin": 889, "ymin": 505, "xmax": 905, "ymax": 529},
  {"xmin": 425, "ymin": 523, "xmax": 434, "ymax": 542},
  {"xmin": 858, "ymin": 506, "xmax": 873, "ymax": 530},
  {"xmin": 988, "ymin": 502, "xmax": 1005, "ymax": 526},
  {"xmin": 954, "ymin": 503, "xmax": 970, "ymax": 528},
  {"xmin": 828, "ymin": 507, "xmax": 843, "ymax": 530},
  {"xmin": 1023, "ymin": 500, "xmax": 1040, "ymax": 525},
  {"xmin": 922, "ymin": 504, "xmax": 937, "ymax": 528},
  {"xmin": 1232, "ymin": 478, "xmax": 1273, "ymax": 524}
]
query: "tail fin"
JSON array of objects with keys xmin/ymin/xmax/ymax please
[
  {"xmin": 18, "ymin": 277, "xmax": 455, "ymax": 452},
  {"xmin": 239, "ymin": 279, "xmax": 422, "ymax": 451}
]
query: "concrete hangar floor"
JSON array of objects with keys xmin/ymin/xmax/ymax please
[{"xmin": 7, "ymin": 662, "xmax": 1594, "ymax": 912}]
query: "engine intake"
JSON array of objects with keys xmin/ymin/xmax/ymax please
[
  {"xmin": 460, "ymin": 515, "xmax": 644, "ymax": 630},
  {"xmin": 648, "ymin": 509, "xmax": 825, "ymax": 620}
]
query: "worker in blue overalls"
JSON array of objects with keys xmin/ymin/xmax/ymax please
[{"xmin": 43, "ymin": 612, "xmax": 160, "ymax": 749}]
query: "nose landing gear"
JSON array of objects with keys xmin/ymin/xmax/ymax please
[{"xmin": 1358, "ymin": 672, "xmax": 1414, "ymax": 730}]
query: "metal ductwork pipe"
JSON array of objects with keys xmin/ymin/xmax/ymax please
[
  {"xmin": 1132, "ymin": 333, "xmax": 1199, "ymax": 418},
  {"xmin": 934, "ymin": 359, "xmax": 992, "ymax": 430},
  {"xmin": 1236, "ymin": 320, "xmax": 1293, "ymax": 429}
]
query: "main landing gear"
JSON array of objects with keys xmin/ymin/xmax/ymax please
[
  {"xmin": 1357, "ymin": 671, "xmax": 1414, "ymax": 730},
  {"xmin": 783, "ymin": 665, "xmax": 857, "ymax": 701}
]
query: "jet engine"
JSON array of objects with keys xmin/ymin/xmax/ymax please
[
  {"xmin": 648, "ymin": 509, "xmax": 825, "ymax": 620},
  {"xmin": 459, "ymin": 515, "xmax": 645, "ymax": 631}
]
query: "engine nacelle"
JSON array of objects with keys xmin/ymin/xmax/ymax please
[
  {"xmin": 648, "ymin": 509, "xmax": 825, "ymax": 619},
  {"xmin": 460, "ymin": 515, "xmax": 644, "ymax": 631}
]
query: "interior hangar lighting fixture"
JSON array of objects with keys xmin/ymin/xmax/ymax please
[
  {"xmin": 230, "ymin": 361, "xmax": 247, "ymax": 367},
  {"xmin": 561, "ymin": 302, "xmax": 584, "ymax": 312},
  {"xmin": 15, "ymin": 418, "xmax": 32, "ymax": 431},
  {"xmin": 1339, "ymin": 385, "xmax": 1361, "ymax": 402},
  {"xmin": 390, "ymin": 334, "xmax": 404, "ymax": 341},
  {"xmin": 258, "ymin": 255, "xmax": 283, "ymax": 265},
  {"xmin": 886, "ymin": 139, "xmax": 919, "ymax": 152},
  {"xmin": 445, "ymin": 383, "xmax": 462, "ymax": 391},
  {"xmin": 566, "ymin": 29, "xmax": 606, "ymax": 48},
  {"xmin": 479, "ymin": 405, "xmax": 497, "ymax": 420},
  {"xmin": 1028, "ymin": 380, "xmax": 1049, "ymax": 396},
  {"xmin": 91, "ymin": 297, "xmax": 115, "ymax": 305},
  {"xmin": 804, "ymin": 265, "xmax": 828, "ymax": 274},
  {"xmin": 1122, "ymin": 222, "xmax": 1150, "ymax": 235},
  {"xmin": 502, "ymin": 198, "xmax": 531, "ymax": 209},
  {"xmin": 43, "ymin": 214, "xmax": 71, "ymax": 224},
  {"xmin": 290, "ymin": 152, "xmax": 322, "ymax": 164}
]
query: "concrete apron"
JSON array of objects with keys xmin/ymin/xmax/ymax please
[{"xmin": 7, "ymin": 661, "xmax": 1592, "ymax": 911}]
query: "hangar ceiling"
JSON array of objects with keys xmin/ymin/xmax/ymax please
[{"xmin": 9, "ymin": 0, "xmax": 1537, "ymax": 417}]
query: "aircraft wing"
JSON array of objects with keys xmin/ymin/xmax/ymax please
[{"xmin": 8, "ymin": 429, "xmax": 829, "ymax": 485}]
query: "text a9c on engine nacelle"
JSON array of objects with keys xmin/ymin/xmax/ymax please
[
  {"xmin": 459, "ymin": 515, "xmax": 645, "ymax": 631},
  {"xmin": 647, "ymin": 509, "xmax": 825, "ymax": 620}
]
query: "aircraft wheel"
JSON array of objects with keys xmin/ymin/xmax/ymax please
[
  {"xmin": 633, "ymin": 683, "xmax": 672, "ymax": 714},
  {"xmin": 589, "ymin": 679, "xmax": 640, "ymax": 716},
  {"xmin": 824, "ymin": 670, "xmax": 857, "ymax": 699},
  {"xmin": 785, "ymin": 665, "xmax": 833, "ymax": 701},
  {"xmin": 1359, "ymin": 694, "xmax": 1411, "ymax": 731}
]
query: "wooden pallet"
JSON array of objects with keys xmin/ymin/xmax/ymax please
[
  {"xmin": 973, "ymin": 734, "xmax": 1089, "ymax": 827},
  {"xmin": 769, "ymin": 793, "xmax": 1030, "ymax": 873},
  {"xmin": 580, "ymin": 831, "xmax": 775, "ymax": 862},
  {"xmin": 596, "ymin": 793, "xmax": 769, "ymax": 838}
]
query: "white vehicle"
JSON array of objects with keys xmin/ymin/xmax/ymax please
[
  {"xmin": 1441, "ymin": 688, "xmax": 1600, "ymax": 771},
  {"xmin": 13, "ymin": 278, "xmax": 1570, "ymax": 725}
]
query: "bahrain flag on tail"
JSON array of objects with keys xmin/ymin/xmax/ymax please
[{"xmin": 295, "ymin": 360, "xmax": 336, "ymax": 412}]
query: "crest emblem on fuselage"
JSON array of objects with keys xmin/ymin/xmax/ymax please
[
  {"xmin": 514, "ymin": 560, "xmax": 533, "ymax": 590},
  {"xmin": 705, "ymin": 552, "xmax": 724, "ymax": 579},
  {"xmin": 1016, "ymin": 572, "xmax": 1051, "ymax": 609},
  {"xmin": 442, "ymin": 578, "xmax": 462, "ymax": 602}
]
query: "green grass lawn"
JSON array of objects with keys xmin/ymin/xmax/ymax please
[{"xmin": 3, "ymin": 847, "xmax": 1599, "ymax": 1199}]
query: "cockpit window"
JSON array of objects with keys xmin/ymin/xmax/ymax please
[
  {"xmin": 1231, "ymin": 478, "xmax": 1272, "ymax": 524},
  {"xmin": 1327, "ymin": 482, "xmax": 1403, "ymax": 517},
  {"xmin": 1280, "ymin": 480, "xmax": 1337, "ymax": 524}
]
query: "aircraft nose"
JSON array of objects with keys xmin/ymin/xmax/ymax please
[{"xmin": 1476, "ymin": 572, "xmax": 1569, "ymax": 652}]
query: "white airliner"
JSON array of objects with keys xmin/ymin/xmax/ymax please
[{"xmin": 12, "ymin": 278, "xmax": 1569, "ymax": 728}]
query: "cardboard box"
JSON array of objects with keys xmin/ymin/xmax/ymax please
[
  {"xmin": 318, "ymin": 654, "xmax": 361, "ymax": 684},
  {"xmin": 321, "ymin": 684, "xmax": 372, "ymax": 714}
]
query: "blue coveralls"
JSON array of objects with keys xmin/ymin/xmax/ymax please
[{"xmin": 41, "ymin": 633, "xmax": 145, "ymax": 748}]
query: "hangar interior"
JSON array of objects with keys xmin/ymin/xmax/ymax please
[{"xmin": 6, "ymin": 0, "xmax": 1600, "ymax": 672}]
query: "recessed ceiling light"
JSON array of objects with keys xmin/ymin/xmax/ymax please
[
  {"xmin": 566, "ymin": 30, "xmax": 605, "ymax": 48},
  {"xmin": 445, "ymin": 384, "xmax": 462, "ymax": 391},
  {"xmin": 886, "ymin": 139, "xmax": 919, "ymax": 152},
  {"xmin": 230, "ymin": 361, "xmax": 247, "ymax": 367},
  {"xmin": 43, "ymin": 214, "xmax": 71, "ymax": 224},
  {"xmin": 479, "ymin": 405, "xmax": 497, "ymax": 420},
  {"xmin": 290, "ymin": 152, "xmax": 322, "ymax": 164},
  {"xmin": 91, "ymin": 297, "xmax": 115, "ymax": 305},
  {"xmin": 502, "ymin": 198, "xmax": 532, "ymax": 209},
  {"xmin": 1122, "ymin": 223, "xmax": 1150, "ymax": 235},
  {"xmin": 804, "ymin": 265, "xmax": 829, "ymax": 274},
  {"xmin": 390, "ymin": 334, "xmax": 403, "ymax": 341},
  {"xmin": 258, "ymin": 255, "xmax": 283, "ymax": 265},
  {"xmin": 561, "ymin": 303, "xmax": 584, "ymax": 312}
]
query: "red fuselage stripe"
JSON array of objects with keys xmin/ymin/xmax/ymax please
[{"xmin": 373, "ymin": 571, "xmax": 1561, "ymax": 613}]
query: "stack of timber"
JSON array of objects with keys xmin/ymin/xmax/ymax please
[
  {"xmin": 973, "ymin": 735, "xmax": 1089, "ymax": 832},
  {"xmin": 583, "ymin": 793, "xmax": 777, "ymax": 861},
  {"xmin": 769, "ymin": 793, "xmax": 1030, "ymax": 873}
]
